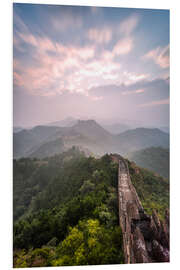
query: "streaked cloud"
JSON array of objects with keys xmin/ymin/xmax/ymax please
[
  {"xmin": 143, "ymin": 45, "xmax": 169, "ymax": 68},
  {"xmin": 122, "ymin": 89, "xmax": 144, "ymax": 95},
  {"xmin": 87, "ymin": 28, "xmax": 112, "ymax": 44},
  {"xmin": 139, "ymin": 98, "xmax": 169, "ymax": 107},
  {"xmin": 119, "ymin": 14, "xmax": 139, "ymax": 35},
  {"xmin": 89, "ymin": 77, "xmax": 169, "ymax": 101}
]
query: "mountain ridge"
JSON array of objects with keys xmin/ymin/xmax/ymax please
[{"xmin": 13, "ymin": 119, "xmax": 169, "ymax": 159}]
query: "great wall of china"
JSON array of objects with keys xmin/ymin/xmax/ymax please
[{"xmin": 117, "ymin": 156, "xmax": 169, "ymax": 263}]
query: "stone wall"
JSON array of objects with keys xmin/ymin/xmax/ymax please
[{"xmin": 117, "ymin": 157, "xmax": 169, "ymax": 263}]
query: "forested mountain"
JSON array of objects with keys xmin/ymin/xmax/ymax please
[
  {"xmin": 13, "ymin": 120, "xmax": 112, "ymax": 158},
  {"xmin": 116, "ymin": 128, "xmax": 169, "ymax": 154},
  {"xmin": 13, "ymin": 148, "xmax": 169, "ymax": 267},
  {"xmin": 126, "ymin": 147, "xmax": 169, "ymax": 179},
  {"xmin": 13, "ymin": 120, "xmax": 169, "ymax": 159},
  {"xmin": 13, "ymin": 126, "xmax": 63, "ymax": 158},
  {"xmin": 28, "ymin": 138, "xmax": 65, "ymax": 159}
]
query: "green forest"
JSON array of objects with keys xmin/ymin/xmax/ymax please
[
  {"xmin": 126, "ymin": 147, "xmax": 169, "ymax": 179},
  {"xmin": 13, "ymin": 147, "xmax": 169, "ymax": 267}
]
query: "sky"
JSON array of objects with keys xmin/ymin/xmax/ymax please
[{"xmin": 13, "ymin": 3, "xmax": 169, "ymax": 128}]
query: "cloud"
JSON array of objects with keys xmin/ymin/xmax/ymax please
[
  {"xmin": 13, "ymin": 12, "xmax": 29, "ymax": 33},
  {"xmin": 100, "ymin": 50, "xmax": 114, "ymax": 61},
  {"xmin": 119, "ymin": 14, "xmax": 139, "ymax": 35},
  {"xmin": 13, "ymin": 8, "xmax": 168, "ymax": 106},
  {"xmin": 122, "ymin": 89, "xmax": 144, "ymax": 95},
  {"xmin": 87, "ymin": 13, "xmax": 139, "ymax": 46},
  {"xmin": 14, "ymin": 24, "xmax": 168, "ymax": 101},
  {"xmin": 13, "ymin": 10, "xmax": 140, "ymax": 97},
  {"xmin": 143, "ymin": 45, "xmax": 169, "ymax": 68},
  {"xmin": 13, "ymin": 30, "xmax": 121, "ymax": 96},
  {"xmin": 76, "ymin": 47, "xmax": 95, "ymax": 60},
  {"xmin": 87, "ymin": 28, "xmax": 112, "ymax": 44},
  {"xmin": 17, "ymin": 32, "xmax": 38, "ymax": 47},
  {"xmin": 13, "ymin": 71, "xmax": 24, "ymax": 87},
  {"xmin": 113, "ymin": 37, "xmax": 133, "ymax": 55},
  {"xmin": 139, "ymin": 98, "xmax": 169, "ymax": 107},
  {"xmin": 111, "ymin": 14, "xmax": 140, "ymax": 56},
  {"xmin": 89, "ymin": 77, "xmax": 169, "ymax": 103},
  {"xmin": 123, "ymin": 71, "xmax": 149, "ymax": 85}
]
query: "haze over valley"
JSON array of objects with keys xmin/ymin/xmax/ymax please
[{"xmin": 13, "ymin": 118, "xmax": 169, "ymax": 158}]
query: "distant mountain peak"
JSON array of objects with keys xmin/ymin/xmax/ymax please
[
  {"xmin": 76, "ymin": 119, "xmax": 98, "ymax": 126},
  {"xmin": 121, "ymin": 127, "xmax": 166, "ymax": 135},
  {"xmin": 72, "ymin": 118, "xmax": 113, "ymax": 144}
]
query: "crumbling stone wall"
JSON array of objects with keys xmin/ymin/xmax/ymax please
[{"xmin": 118, "ymin": 157, "xmax": 169, "ymax": 263}]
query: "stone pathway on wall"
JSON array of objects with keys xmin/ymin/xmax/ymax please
[{"xmin": 118, "ymin": 157, "xmax": 169, "ymax": 264}]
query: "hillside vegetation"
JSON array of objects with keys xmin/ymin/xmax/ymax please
[
  {"xmin": 127, "ymin": 159, "xmax": 169, "ymax": 218},
  {"xmin": 126, "ymin": 147, "xmax": 169, "ymax": 179},
  {"xmin": 13, "ymin": 148, "xmax": 169, "ymax": 267}
]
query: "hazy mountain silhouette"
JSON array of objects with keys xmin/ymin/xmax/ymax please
[{"xmin": 13, "ymin": 120, "xmax": 169, "ymax": 159}]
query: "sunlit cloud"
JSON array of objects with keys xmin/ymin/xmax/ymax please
[
  {"xmin": 143, "ymin": 45, "xmax": 169, "ymax": 68},
  {"xmin": 14, "ymin": 31, "xmax": 97, "ymax": 95},
  {"xmin": 123, "ymin": 71, "xmax": 149, "ymax": 85},
  {"xmin": 14, "ymin": 27, "xmax": 126, "ymax": 96},
  {"xmin": 113, "ymin": 37, "xmax": 133, "ymax": 55},
  {"xmin": 100, "ymin": 50, "xmax": 114, "ymax": 61},
  {"xmin": 13, "ymin": 10, "xmax": 142, "ymax": 97},
  {"xmin": 13, "ymin": 23, "xmax": 165, "ymax": 100}
]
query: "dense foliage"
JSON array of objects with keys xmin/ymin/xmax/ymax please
[
  {"xmin": 13, "ymin": 148, "xmax": 169, "ymax": 267},
  {"xmin": 13, "ymin": 148, "xmax": 124, "ymax": 267},
  {"xmin": 127, "ymin": 159, "xmax": 169, "ymax": 218}
]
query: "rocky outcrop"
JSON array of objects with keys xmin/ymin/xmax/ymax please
[{"xmin": 117, "ymin": 157, "xmax": 169, "ymax": 263}]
